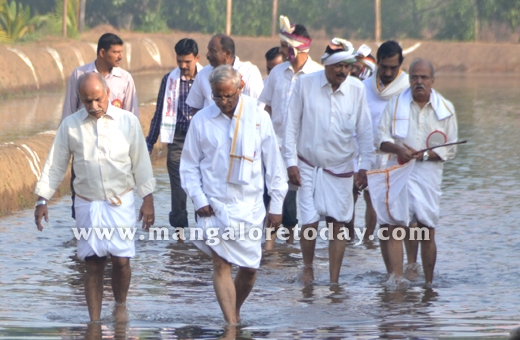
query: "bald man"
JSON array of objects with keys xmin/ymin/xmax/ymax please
[{"xmin": 34, "ymin": 73, "xmax": 155, "ymax": 321}]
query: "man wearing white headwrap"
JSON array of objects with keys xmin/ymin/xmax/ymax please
[
  {"xmin": 283, "ymin": 38, "xmax": 375, "ymax": 284},
  {"xmin": 361, "ymin": 40, "xmax": 409, "ymax": 242},
  {"xmin": 260, "ymin": 16, "xmax": 322, "ymax": 249},
  {"xmin": 374, "ymin": 59, "xmax": 458, "ymax": 286},
  {"xmin": 351, "ymin": 44, "xmax": 376, "ymax": 81}
]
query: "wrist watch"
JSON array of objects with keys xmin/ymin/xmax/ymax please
[
  {"xmin": 35, "ymin": 200, "xmax": 47, "ymax": 207},
  {"xmin": 422, "ymin": 151, "xmax": 429, "ymax": 162}
]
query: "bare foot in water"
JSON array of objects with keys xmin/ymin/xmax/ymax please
[{"xmin": 113, "ymin": 303, "xmax": 128, "ymax": 323}]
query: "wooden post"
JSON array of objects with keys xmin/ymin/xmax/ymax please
[
  {"xmin": 226, "ymin": 0, "xmax": 232, "ymax": 35},
  {"xmin": 79, "ymin": 0, "xmax": 86, "ymax": 33},
  {"xmin": 375, "ymin": 0, "xmax": 381, "ymax": 43},
  {"xmin": 62, "ymin": 0, "xmax": 68, "ymax": 37},
  {"xmin": 271, "ymin": 0, "xmax": 278, "ymax": 38}
]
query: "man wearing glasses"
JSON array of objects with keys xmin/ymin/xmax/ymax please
[{"xmin": 180, "ymin": 65, "xmax": 287, "ymax": 324}]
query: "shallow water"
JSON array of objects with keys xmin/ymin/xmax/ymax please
[{"xmin": 1, "ymin": 74, "xmax": 519, "ymax": 339}]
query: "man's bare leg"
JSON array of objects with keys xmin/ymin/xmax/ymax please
[
  {"xmin": 300, "ymin": 222, "xmax": 319, "ymax": 284},
  {"xmin": 379, "ymin": 225, "xmax": 404, "ymax": 278},
  {"xmin": 363, "ymin": 190, "xmax": 377, "ymax": 242},
  {"xmin": 85, "ymin": 255, "xmax": 107, "ymax": 321},
  {"xmin": 345, "ymin": 191, "xmax": 358, "ymax": 242},
  {"xmin": 404, "ymin": 224, "xmax": 419, "ymax": 264},
  {"xmin": 211, "ymin": 250, "xmax": 238, "ymax": 324},
  {"xmin": 404, "ymin": 224, "xmax": 420, "ymax": 280},
  {"xmin": 420, "ymin": 226, "xmax": 436, "ymax": 285},
  {"xmin": 111, "ymin": 256, "xmax": 131, "ymax": 322},
  {"xmin": 327, "ymin": 218, "xmax": 346, "ymax": 284},
  {"xmin": 234, "ymin": 267, "xmax": 257, "ymax": 321},
  {"xmin": 263, "ymin": 210, "xmax": 276, "ymax": 251}
]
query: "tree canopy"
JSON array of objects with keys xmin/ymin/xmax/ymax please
[{"xmin": 13, "ymin": 0, "xmax": 520, "ymax": 42}]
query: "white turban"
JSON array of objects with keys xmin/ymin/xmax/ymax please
[{"xmin": 321, "ymin": 38, "xmax": 356, "ymax": 66}]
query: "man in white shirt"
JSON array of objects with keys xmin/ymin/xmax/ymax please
[
  {"xmin": 63, "ymin": 33, "xmax": 139, "ymax": 220},
  {"xmin": 375, "ymin": 58, "xmax": 458, "ymax": 286},
  {"xmin": 361, "ymin": 40, "xmax": 409, "ymax": 242},
  {"xmin": 34, "ymin": 73, "xmax": 155, "ymax": 322},
  {"xmin": 180, "ymin": 65, "xmax": 287, "ymax": 324},
  {"xmin": 264, "ymin": 46, "xmax": 285, "ymax": 77},
  {"xmin": 283, "ymin": 39, "xmax": 375, "ymax": 285},
  {"xmin": 185, "ymin": 34, "xmax": 264, "ymax": 112},
  {"xmin": 259, "ymin": 16, "xmax": 323, "ymax": 249},
  {"xmin": 62, "ymin": 33, "xmax": 138, "ymax": 119}
]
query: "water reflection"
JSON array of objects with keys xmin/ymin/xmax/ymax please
[{"xmin": 0, "ymin": 74, "xmax": 519, "ymax": 338}]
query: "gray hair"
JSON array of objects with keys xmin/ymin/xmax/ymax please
[
  {"xmin": 77, "ymin": 72, "xmax": 109, "ymax": 94},
  {"xmin": 209, "ymin": 64, "xmax": 241, "ymax": 88},
  {"xmin": 409, "ymin": 58, "xmax": 435, "ymax": 78}
]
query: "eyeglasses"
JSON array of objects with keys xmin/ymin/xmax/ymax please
[
  {"xmin": 211, "ymin": 89, "xmax": 239, "ymax": 102},
  {"xmin": 410, "ymin": 75, "xmax": 431, "ymax": 81}
]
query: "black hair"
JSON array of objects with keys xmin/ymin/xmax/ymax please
[
  {"xmin": 265, "ymin": 46, "xmax": 283, "ymax": 61},
  {"xmin": 213, "ymin": 34, "xmax": 235, "ymax": 57},
  {"xmin": 97, "ymin": 33, "xmax": 123, "ymax": 55},
  {"xmin": 293, "ymin": 24, "xmax": 310, "ymax": 39},
  {"xmin": 376, "ymin": 40, "xmax": 403, "ymax": 64},
  {"xmin": 175, "ymin": 38, "xmax": 199, "ymax": 56}
]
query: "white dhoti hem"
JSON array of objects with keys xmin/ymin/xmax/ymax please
[
  {"xmin": 191, "ymin": 197, "xmax": 263, "ymax": 269},
  {"xmin": 407, "ymin": 161, "xmax": 443, "ymax": 228},
  {"xmin": 74, "ymin": 192, "xmax": 136, "ymax": 261},
  {"xmin": 298, "ymin": 159, "xmax": 355, "ymax": 225}
]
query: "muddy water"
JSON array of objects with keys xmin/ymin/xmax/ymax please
[{"xmin": 0, "ymin": 74, "xmax": 519, "ymax": 339}]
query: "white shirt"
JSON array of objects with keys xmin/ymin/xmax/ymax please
[
  {"xmin": 35, "ymin": 105, "xmax": 155, "ymax": 201},
  {"xmin": 376, "ymin": 90, "xmax": 458, "ymax": 162},
  {"xmin": 283, "ymin": 71, "xmax": 375, "ymax": 170},
  {"xmin": 180, "ymin": 95, "xmax": 288, "ymax": 218},
  {"xmin": 259, "ymin": 57, "xmax": 323, "ymax": 142},
  {"xmin": 185, "ymin": 57, "xmax": 264, "ymax": 109},
  {"xmin": 62, "ymin": 61, "xmax": 139, "ymax": 120}
]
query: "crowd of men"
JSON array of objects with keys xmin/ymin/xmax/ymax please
[{"xmin": 33, "ymin": 14, "xmax": 458, "ymax": 325}]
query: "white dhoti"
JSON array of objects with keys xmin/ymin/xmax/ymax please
[
  {"xmin": 367, "ymin": 160, "xmax": 416, "ymax": 226},
  {"xmin": 407, "ymin": 161, "xmax": 443, "ymax": 228},
  {"xmin": 367, "ymin": 158, "xmax": 443, "ymax": 228},
  {"xmin": 298, "ymin": 157, "xmax": 355, "ymax": 225},
  {"xmin": 74, "ymin": 192, "xmax": 136, "ymax": 261},
  {"xmin": 191, "ymin": 197, "xmax": 264, "ymax": 269}
]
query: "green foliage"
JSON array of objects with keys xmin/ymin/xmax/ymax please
[
  {"xmin": 11, "ymin": 0, "xmax": 520, "ymax": 42},
  {"xmin": 0, "ymin": 0, "xmax": 32, "ymax": 42},
  {"xmin": 43, "ymin": 0, "xmax": 79, "ymax": 38}
]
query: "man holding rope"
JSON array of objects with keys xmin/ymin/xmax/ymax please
[{"xmin": 374, "ymin": 58, "xmax": 458, "ymax": 286}]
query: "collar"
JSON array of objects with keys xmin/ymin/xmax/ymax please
[
  {"xmin": 232, "ymin": 56, "xmax": 242, "ymax": 69},
  {"xmin": 319, "ymin": 71, "xmax": 347, "ymax": 94},
  {"xmin": 286, "ymin": 55, "xmax": 314, "ymax": 73},
  {"xmin": 90, "ymin": 60, "xmax": 122, "ymax": 77}
]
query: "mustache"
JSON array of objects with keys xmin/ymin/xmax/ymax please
[
  {"xmin": 414, "ymin": 84, "xmax": 425, "ymax": 90},
  {"xmin": 336, "ymin": 73, "xmax": 347, "ymax": 78},
  {"xmin": 88, "ymin": 109, "xmax": 103, "ymax": 114}
]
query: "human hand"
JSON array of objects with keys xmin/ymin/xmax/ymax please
[
  {"xmin": 138, "ymin": 194, "xmax": 155, "ymax": 231},
  {"xmin": 287, "ymin": 166, "xmax": 301, "ymax": 187}
]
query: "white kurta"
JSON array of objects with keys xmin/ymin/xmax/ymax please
[
  {"xmin": 259, "ymin": 58, "xmax": 323, "ymax": 144},
  {"xmin": 376, "ymin": 89, "xmax": 458, "ymax": 228},
  {"xmin": 283, "ymin": 71, "xmax": 375, "ymax": 224},
  {"xmin": 363, "ymin": 71, "xmax": 409, "ymax": 169},
  {"xmin": 185, "ymin": 57, "xmax": 264, "ymax": 109},
  {"xmin": 180, "ymin": 95, "xmax": 288, "ymax": 268}
]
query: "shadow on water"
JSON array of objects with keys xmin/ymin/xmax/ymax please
[{"xmin": 1, "ymin": 74, "xmax": 520, "ymax": 338}]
